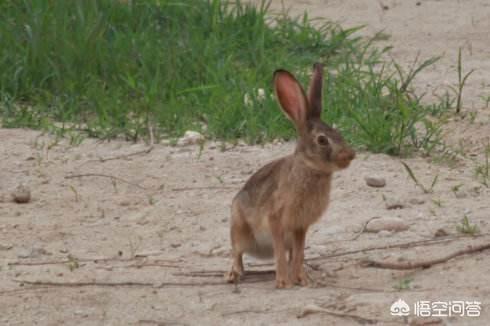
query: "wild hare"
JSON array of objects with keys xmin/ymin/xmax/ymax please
[{"xmin": 225, "ymin": 63, "xmax": 355, "ymax": 289}]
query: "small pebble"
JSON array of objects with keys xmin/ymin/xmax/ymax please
[
  {"xmin": 119, "ymin": 200, "xmax": 131, "ymax": 207},
  {"xmin": 17, "ymin": 247, "xmax": 50, "ymax": 259},
  {"xmin": 409, "ymin": 198, "xmax": 425, "ymax": 205},
  {"xmin": 365, "ymin": 176, "xmax": 386, "ymax": 188},
  {"xmin": 385, "ymin": 197, "xmax": 404, "ymax": 210},
  {"xmin": 11, "ymin": 185, "xmax": 31, "ymax": 204},
  {"xmin": 378, "ymin": 230, "xmax": 392, "ymax": 237},
  {"xmin": 434, "ymin": 228, "xmax": 449, "ymax": 237},
  {"xmin": 0, "ymin": 243, "xmax": 13, "ymax": 250},
  {"xmin": 366, "ymin": 217, "xmax": 409, "ymax": 233},
  {"xmin": 454, "ymin": 190, "xmax": 467, "ymax": 199}
]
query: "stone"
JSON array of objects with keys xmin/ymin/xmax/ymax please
[
  {"xmin": 454, "ymin": 190, "xmax": 467, "ymax": 199},
  {"xmin": 378, "ymin": 230, "xmax": 392, "ymax": 237},
  {"xmin": 434, "ymin": 228, "xmax": 449, "ymax": 237},
  {"xmin": 17, "ymin": 247, "xmax": 51, "ymax": 259},
  {"xmin": 11, "ymin": 185, "xmax": 31, "ymax": 204},
  {"xmin": 409, "ymin": 197, "xmax": 425, "ymax": 205},
  {"xmin": 0, "ymin": 243, "xmax": 13, "ymax": 250},
  {"xmin": 385, "ymin": 196, "xmax": 404, "ymax": 210},
  {"xmin": 366, "ymin": 217, "xmax": 409, "ymax": 233},
  {"xmin": 365, "ymin": 176, "xmax": 386, "ymax": 188}
]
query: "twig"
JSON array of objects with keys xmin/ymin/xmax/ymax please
[
  {"xmin": 76, "ymin": 147, "xmax": 154, "ymax": 168},
  {"xmin": 362, "ymin": 242, "xmax": 490, "ymax": 270},
  {"xmin": 221, "ymin": 308, "xmax": 270, "ymax": 316},
  {"xmin": 139, "ymin": 319, "xmax": 187, "ymax": 326},
  {"xmin": 14, "ymin": 279, "xmax": 228, "ymax": 288},
  {"xmin": 9, "ymin": 257, "xmax": 182, "ymax": 268},
  {"xmin": 297, "ymin": 304, "xmax": 395, "ymax": 324},
  {"xmin": 65, "ymin": 173, "xmax": 148, "ymax": 190},
  {"xmin": 347, "ymin": 216, "xmax": 378, "ymax": 241},
  {"xmin": 315, "ymin": 282, "xmax": 433, "ymax": 293},
  {"xmin": 0, "ymin": 286, "xmax": 54, "ymax": 296},
  {"xmin": 314, "ymin": 282, "xmax": 387, "ymax": 292},
  {"xmin": 174, "ymin": 270, "xmax": 275, "ymax": 278},
  {"xmin": 308, "ymin": 235, "xmax": 489, "ymax": 262},
  {"xmin": 127, "ymin": 262, "xmax": 181, "ymax": 269},
  {"xmin": 14, "ymin": 280, "xmax": 155, "ymax": 287},
  {"xmin": 9, "ymin": 259, "xmax": 78, "ymax": 266},
  {"xmin": 98, "ymin": 147, "xmax": 153, "ymax": 162},
  {"xmin": 171, "ymin": 186, "xmax": 235, "ymax": 191}
]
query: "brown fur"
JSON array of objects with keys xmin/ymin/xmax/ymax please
[{"xmin": 225, "ymin": 64, "xmax": 355, "ymax": 288}]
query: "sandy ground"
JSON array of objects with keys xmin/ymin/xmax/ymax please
[{"xmin": 1, "ymin": 1, "xmax": 490, "ymax": 325}]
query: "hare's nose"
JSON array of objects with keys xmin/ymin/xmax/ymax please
[{"xmin": 338, "ymin": 148, "xmax": 355, "ymax": 162}]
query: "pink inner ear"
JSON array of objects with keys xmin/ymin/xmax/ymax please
[{"xmin": 274, "ymin": 72, "xmax": 307, "ymax": 124}]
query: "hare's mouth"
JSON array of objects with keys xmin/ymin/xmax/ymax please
[
  {"xmin": 336, "ymin": 159, "xmax": 352, "ymax": 169},
  {"xmin": 335, "ymin": 149, "xmax": 355, "ymax": 169}
]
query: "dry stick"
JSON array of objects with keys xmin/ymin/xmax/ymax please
[
  {"xmin": 174, "ymin": 270, "xmax": 275, "ymax": 278},
  {"xmin": 127, "ymin": 262, "xmax": 181, "ymax": 269},
  {"xmin": 14, "ymin": 280, "xmax": 155, "ymax": 287},
  {"xmin": 97, "ymin": 147, "xmax": 154, "ymax": 163},
  {"xmin": 0, "ymin": 286, "xmax": 54, "ymax": 296},
  {"xmin": 297, "ymin": 304, "xmax": 397, "ymax": 324},
  {"xmin": 362, "ymin": 242, "xmax": 490, "ymax": 270},
  {"xmin": 221, "ymin": 309, "xmax": 271, "ymax": 316},
  {"xmin": 319, "ymin": 282, "xmax": 434, "ymax": 293},
  {"xmin": 65, "ymin": 173, "xmax": 148, "ymax": 190},
  {"xmin": 247, "ymin": 234, "xmax": 490, "ymax": 268},
  {"xmin": 345, "ymin": 216, "xmax": 378, "ymax": 241},
  {"xmin": 76, "ymin": 147, "xmax": 154, "ymax": 168},
  {"xmin": 308, "ymin": 235, "xmax": 489, "ymax": 262},
  {"xmin": 14, "ymin": 280, "xmax": 225, "ymax": 288},
  {"xmin": 171, "ymin": 186, "xmax": 235, "ymax": 191},
  {"xmin": 9, "ymin": 259, "xmax": 78, "ymax": 266},
  {"xmin": 9, "ymin": 257, "xmax": 182, "ymax": 267},
  {"xmin": 139, "ymin": 320, "xmax": 188, "ymax": 326}
]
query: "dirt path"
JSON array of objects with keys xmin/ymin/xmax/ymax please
[
  {"xmin": 1, "ymin": 1, "xmax": 490, "ymax": 325},
  {"xmin": 257, "ymin": 0, "xmax": 490, "ymax": 110}
]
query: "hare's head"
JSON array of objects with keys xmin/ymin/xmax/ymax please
[{"xmin": 273, "ymin": 63, "xmax": 355, "ymax": 172}]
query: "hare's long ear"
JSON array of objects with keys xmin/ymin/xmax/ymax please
[
  {"xmin": 273, "ymin": 69, "xmax": 308, "ymax": 132},
  {"xmin": 307, "ymin": 63, "xmax": 323, "ymax": 119}
]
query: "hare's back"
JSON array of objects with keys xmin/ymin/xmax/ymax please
[{"xmin": 237, "ymin": 157, "xmax": 289, "ymax": 208}]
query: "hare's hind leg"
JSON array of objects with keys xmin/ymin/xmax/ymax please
[
  {"xmin": 225, "ymin": 247, "xmax": 244, "ymax": 284},
  {"xmin": 225, "ymin": 207, "xmax": 252, "ymax": 283}
]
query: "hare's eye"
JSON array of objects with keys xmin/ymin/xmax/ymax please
[{"xmin": 317, "ymin": 135, "xmax": 329, "ymax": 146}]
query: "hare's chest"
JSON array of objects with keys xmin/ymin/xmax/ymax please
[{"xmin": 281, "ymin": 178, "xmax": 331, "ymax": 230}]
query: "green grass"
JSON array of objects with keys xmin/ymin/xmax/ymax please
[
  {"xmin": 400, "ymin": 161, "xmax": 438, "ymax": 193},
  {"xmin": 453, "ymin": 47, "xmax": 475, "ymax": 114},
  {"xmin": 0, "ymin": 0, "xmax": 451, "ymax": 154},
  {"xmin": 475, "ymin": 142, "xmax": 490, "ymax": 187},
  {"xmin": 456, "ymin": 215, "xmax": 479, "ymax": 235}
]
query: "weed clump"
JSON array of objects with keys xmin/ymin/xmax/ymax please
[{"xmin": 0, "ymin": 0, "xmax": 451, "ymax": 155}]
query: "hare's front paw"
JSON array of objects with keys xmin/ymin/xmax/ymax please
[
  {"xmin": 275, "ymin": 276, "xmax": 293, "ymax": 289},
  {"xmin": 224, "ymin": 269, "xmax": 242, "ymax": 284},
  {"xmin": 292, "ymin": 271, "xmax": 309, "ymax": 286}
]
